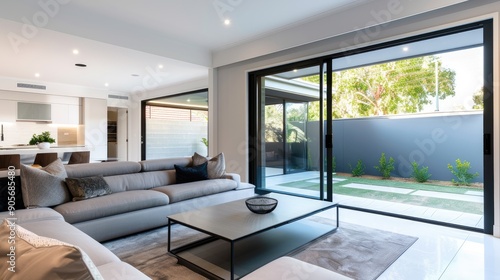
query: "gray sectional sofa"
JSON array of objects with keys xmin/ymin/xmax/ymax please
[
  {"xmin": 54, "ymin": 157, "xmax": 254, "ymax": 242},
  {"xmin": 0, "ymin": 156, "xmax": 349, "ymax": 279},
  {"xmin": 0, "ymin": 156, "xmax": 255, "ymax": 279}
]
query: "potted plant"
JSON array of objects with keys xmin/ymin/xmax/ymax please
[{"xmin": 29, "ymin": 131, "xmax": 56, "ymax": 149}]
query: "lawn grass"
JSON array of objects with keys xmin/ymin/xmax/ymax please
[{"xmin": 278, "ymin": 175, "xmax": 484, "ymax": 215}]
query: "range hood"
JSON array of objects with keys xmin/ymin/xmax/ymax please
[{"xmin": 17, "ymin": 102, "xmax": 52, "ymax": 123}]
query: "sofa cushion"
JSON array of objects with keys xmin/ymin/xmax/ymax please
[
  {"xmin": 66, "ymin": 175, "xmax": 112, "ymax": 201},
  {"xmin": 192, "ymin": 152, "xmax": 226, "ymax": 179},
  {"xmin": 97, "ymin": 261, "xmax": 151, "ymax": 280},
  {"xmin": 54, "ymin": 190, "xmax": 170, "ymax": 224},
  {"xmin": 20, "ymin": 159, "xmax": 71, "ymax": 208},
  {"xmin": 0, "ymin": 219, "xmax": 103, "ymax": 280},
  {"xmin": 103, "ymin": 171, "xmax": 175, "ymax": 193},
  {"xmin": 139, "ymin": 157, "xmax": 191, "ymax": 172},
  {"xmin": 152, "ymin": 179, "xmax": 237, "ymax": 203},
  {"xmin": 241, "ymin": 256, "xmax": 353, "ymax": 280},
  {"xmin": 174, "ymin": 162, "xmax": 209, "ymax": 183},
  {"xmin": 65, "ymin": 161, "xmax": 141, "ymax": 178},
  {"xmin": 0, "ymin": 208, "xmax": 64, "ymax": 224},
  {"xmin": 21, "ymin": 219, "xmax": 120, "ymax": 266}
]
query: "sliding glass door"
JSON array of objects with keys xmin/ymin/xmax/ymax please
[
  {"xmin": 250, "ymin": 20, "xmax": 493, "ymax": 233},
  {"xmin": 254, "ymin": 64, "xmax": 331, "ymax": 199}
]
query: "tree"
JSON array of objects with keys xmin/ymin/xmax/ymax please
[
  {"xmin": 302, "ymin": 55, "xmax": 456, "ymax": 118},
  {"xmin": 472, "ymin": 87, "xmax": 484, "ymax": 109}
]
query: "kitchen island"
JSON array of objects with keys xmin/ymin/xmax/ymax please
[{"xmin": 0, "ymin": 145, "xmax": 90, "ymax": 164}]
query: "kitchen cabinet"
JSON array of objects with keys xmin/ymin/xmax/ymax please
[
  {"xmin": 0, "ymin": 100, "xmax": 17, "ymax": 123},
  {"xmin": 83, "ymin": 98, "xmax": 107, "ymax": 161},
  {"xmin": 51, "ymin": 104, "xmax": 81, "ymax": 125}
]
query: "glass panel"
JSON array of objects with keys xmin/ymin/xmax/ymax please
[
  {"xmin": 250, "ymin": 21, "xmax": 492, "ymax": 232},
  {"xmin": 285, "ymin": 101, "xmax": 308, "ymax": 173},
  {"xmin": 330, "ymin": 35, "xmax": 484, "ymax": 230},
  {"xmin": 264, "ymin": 97, "xmax": 284, "ymax": 176},
  {"xmin": 260, "ymin": 65, "xmax": 324, "ymax": 199},
  {"xmin": 145, "ymin": 90, "xmax": 208, "ymax": 159}
]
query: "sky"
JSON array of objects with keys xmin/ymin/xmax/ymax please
[{"xmin": 423, "ymin": 47, "xmax": 483, "ymax": 112}]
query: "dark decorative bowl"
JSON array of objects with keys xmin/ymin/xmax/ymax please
[{"xmin": 245, "ymin": 196, "xmax": 278, "ymax": 214}]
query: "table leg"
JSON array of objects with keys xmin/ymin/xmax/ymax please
[
  {"xmin": 231, "ymin": 241, "xmax": 235, "ymax": 280},
  {"xmin": 336, "ymin": 206, "xmax": 339, "ymax": 228},
  {"xmin": 168, "ymin": 219, "xmax": 171, "ymax": 252}
]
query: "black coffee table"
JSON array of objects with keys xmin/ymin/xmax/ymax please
[{"xmin": 168, "ymin": 193, "xmax": 339, "ymax": 280}]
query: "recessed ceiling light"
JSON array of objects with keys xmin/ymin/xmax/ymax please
[
  {"xmin": 73, "ymin": 49, "xmax": 79, "ymax": 55},
  {"xmin": 131, "ymin": 74, "xmax": 140, "ymax": 77},
  {"xmin": 158, "ymin": 64, "xmax": 163, "ymax": 69},
  {"xmin": 224, "ymin": 19, "xmax": 231, "ymax": 25},
  {"xmin": 402, "ymin": 47, "xmax": 409, "ymax": 52},
  {"xmin": 34, "ymin": 73, "xmax": 40, "ymax": 78},
  {"xmin": 75, "ymin": 63, "xmax": 87, "ymax": 67},
  {"xmin": 104, "ymin": 83, "xmax": 109, "ymax": 87}
]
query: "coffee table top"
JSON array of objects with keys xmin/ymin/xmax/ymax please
[{"xmin": 168, "ymin": 193, "xmax": 337, "ymax": 241}]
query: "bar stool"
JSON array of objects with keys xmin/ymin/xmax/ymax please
[
  {"xmin": 33, "ymin": 153, "xmax": 58, "ymax": 167},
  {"xmin": 68, "ymin": 151, "xmax": 90, "ymax": 165},
  {"xmin": 0, "ymin": 154, "xmax": 21, "ymax": 170}
]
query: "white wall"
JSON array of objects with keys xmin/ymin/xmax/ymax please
[{"xmin": 213, "ymin": 2, "xmax": 500, "ymax": 235}]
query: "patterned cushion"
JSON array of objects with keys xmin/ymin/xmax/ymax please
[
  {"xmin": 192, "ymin": 152, "xmax": 226, "ymax": 179},
  {"xmin": 65, "ymin": 175, "xmax": 112, "ymax": 201},
  {"xmin": 0, "ymin": 219, "xmax": 103, "ymax": 280},
  {"xmin": 174, "ymin": 162, "xmax": 208, "ymax": 183},
  {"xmin": 20, "ymin": 159, "xmax": 70, "ymax": 208}
]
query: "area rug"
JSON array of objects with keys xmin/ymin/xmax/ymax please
[{"xmin": 103, "ymin": 219, "xmax": 417, "ymax": 280}]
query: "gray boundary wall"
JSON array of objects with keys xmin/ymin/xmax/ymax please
[{"xmin": 307, "ymin": 111, "xmax": 483, "ymax": 182}]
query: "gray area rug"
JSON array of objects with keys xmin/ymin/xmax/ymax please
[
  {"xmin": 103, "ymin": 219, "xmax": 417, "ymax": 280},
  {"xmin": 291, "ymin": 221, "xmax": 418, "ymax": 280}
]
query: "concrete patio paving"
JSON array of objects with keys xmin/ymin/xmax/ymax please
[{"xmin": 264, "ymin": 170, "xmax": 484, "ymax": 229}]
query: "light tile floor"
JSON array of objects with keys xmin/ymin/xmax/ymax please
[{"xmin": 321, "ymin": 208, "xmax": 500, "ymax": 280}]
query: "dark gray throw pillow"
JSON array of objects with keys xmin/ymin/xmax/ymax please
[
  {"xmin": 65, "ymin": 175, "xmax": 112, "ymax": 201},
  {"xmin": 175, "ymin": 162, "xmax": 209, "ymax": 184}
]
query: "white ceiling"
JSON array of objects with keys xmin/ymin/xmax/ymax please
[{"xmin": 0, "ymin": 0, "xmax": 372, "ymax": 94}]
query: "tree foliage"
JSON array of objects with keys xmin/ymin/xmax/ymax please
[
  {"xmin": 472, "ymin": 87, "xmax": 484, "ymax": 110},
  {"xmin": 302, "ymin": 55, "xmax": 456, "ymax": 119}
]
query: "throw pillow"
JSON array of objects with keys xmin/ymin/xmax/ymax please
[
  {"xmin": 0, "ymin": 219, "xmax": 103, "ymax": 280},
  {"xmin": 65, "ymin": 175, "xmax": 112, "ymax": 201},
  {"xmin": 192, "ymin": 152, "xmax": 226, "ymax": 179},
  {"xmin": 175, "ymin": 162, "xmax": 209, "ymax": 184},
  {"xmin": 20, "ymin": 158, "xmax": 70, "ymax": 208}
]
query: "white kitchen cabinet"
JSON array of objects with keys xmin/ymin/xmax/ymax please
[
  {"xmin": 51, "ymin": 104, "xmax": 81, "ymax": 125},
  {"xmin": 68, "ymin": 105, "xmax": 81, "ymax": 125},
  {"xmin": 0, "ymin": 100, "xmax": 17, "ymax": 123},
  {"xmin": 83, "ymin": 98, "xmax": 107, "ymax": 161},
  {"xmin": 51, "ymin": 103, "xmax": 68, "ymax": 124}
]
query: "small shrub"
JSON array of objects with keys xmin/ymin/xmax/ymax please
[
  {"xmin": 349, "ymin": 160, "xmax": 365, "ymax": 177},
  {"xmin": 411, "ymin": 161, "xmax": 431, "ymax": 183},
  {"xmin": 374, "ymin": 153, "xmax": 395, "ymax": 179},
  {"xmin": 447, "ymin": 159, "xmax": 479, "ymax": 185}
]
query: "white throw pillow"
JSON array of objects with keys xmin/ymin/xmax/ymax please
[{"xmin": 192, "ymin": 152, "xmax": 226, "ymax": 179}]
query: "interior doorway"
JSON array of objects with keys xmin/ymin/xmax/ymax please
[{"xmin": 107, "ymin": 107, "xmax": 128, "ymax": 161}]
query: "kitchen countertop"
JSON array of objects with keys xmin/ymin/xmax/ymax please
[{"xmin": 0, "ymin": 145, "xmax": 89, "ymax": 155}]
